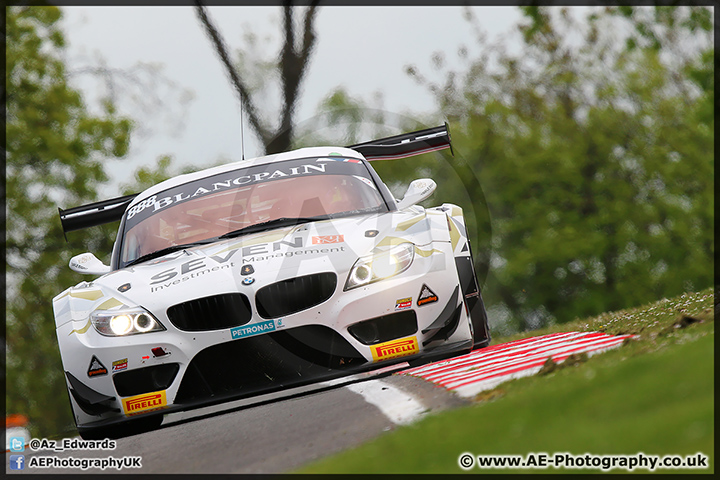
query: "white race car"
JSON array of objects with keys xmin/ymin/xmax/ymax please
[{"xmin": 54, "ymin": 124, "xmax": 490, "ymax": 439}]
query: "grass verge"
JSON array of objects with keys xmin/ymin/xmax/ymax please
[{"xmin": 297, "ymin": 287, "xmax": 714, "ymax": 474}]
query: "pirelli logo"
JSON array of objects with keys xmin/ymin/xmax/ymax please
[
  {"xmin": 122, "ymin": 390, "xmax": 167, "ymax": 416},
  {"xmin": 371, "ymin": 336, "xmax": 419, "ymax": 362}
]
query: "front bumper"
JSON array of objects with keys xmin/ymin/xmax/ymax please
[{"xmin": 57, "ymin": 241, "xmax": 473, "ymax": 429}]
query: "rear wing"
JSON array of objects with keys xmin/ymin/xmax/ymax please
[
  {"xmin": 58, "ymin": 194, "xmax": 137, "ymax": 240},
  {"xmin": 347, "ymin": 123, "xmax": 453, "ymax": 161},
  {"xmin": 58, "ymin": 123, "xmax": 453, "ymax": 237}
]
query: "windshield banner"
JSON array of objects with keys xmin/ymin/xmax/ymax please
[{"xmin": 124, "ymin": 156, "xmax": 369, "ymax": 230}]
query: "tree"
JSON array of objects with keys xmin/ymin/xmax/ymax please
[
  {"xmin": 194, "ymin": 0, "xmax": 320, "ymax": 154},
  {"xmin": 407, "ymin": 6, "xmax": 713, "ymax": 333},
  {"xmin": 66, "ymin": 58, "xmax": 195, "ymax": 147},
  {"xmin": 5, "ymin": 5, "xmax": 135, "ymax": 437},
  {"xmin": 194, "ymin": 0, "xmax": 487, "ymax": 254}
]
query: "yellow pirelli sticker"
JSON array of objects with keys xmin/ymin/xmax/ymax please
[
  {"xmin": 371, "ymin": 336, "xmax": 419, "ymax": 362},
  {"xmin": 122, "ymin": 390, "xmax": 167, "ymax": 416}
]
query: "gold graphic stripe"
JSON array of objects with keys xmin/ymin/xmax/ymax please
[
  {"xmin": 395, "ymin": 214, "xmax": 425, "ymax": 232},
  {"xmin": 69, "ymin": 290, "xmax": 104, "ymax": 301},
  {"xmin": 415, "ymin": 246, "xmax": 442, "ymax": 257},
  {"xmin": 68, "ymin": 318, "xmax": 92, "ymax": 336},
  {"xmin": 448, "ymin": 217, "xmax": 461, "ymax": 250},
  {"xmin": 95, "ymin": 298, "xmax": 124, "ymax": 311}
]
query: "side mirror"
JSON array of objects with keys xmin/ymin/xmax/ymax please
[
  {"xmin": 69, "ymin": 253, "xmax": 111, "ymax": 275},
  {"xmin": 396, "ymin": 179, "xmax": 437, "ymax": 210}
]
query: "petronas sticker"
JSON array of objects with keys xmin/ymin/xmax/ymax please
[
  {"xmin": 87, "ymin": 355, "xmax": 108, "ymax": 377},
  {"xmin": 417, "ymin": 284, "xmax": 439, "ymax": 306}
]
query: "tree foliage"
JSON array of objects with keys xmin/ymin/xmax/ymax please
[
  {"xmin": 407, "ymin": 6, "xmax": 714, "ymax": 333},
  {"xmin": 5, "ymin": 6, "xmax": 136, "ymax": 436}
]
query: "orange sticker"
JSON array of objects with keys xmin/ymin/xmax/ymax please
[
  {"xmin": 122, "ymin": 390, "xmax": 167, "ymax": 416},
  {"xmin": 371, "ymin": 336, "xmax": 419, "ymax": 362},
  {"xmin": 312, "ymin": 235, "xmax": 344, "ymax": 244}
]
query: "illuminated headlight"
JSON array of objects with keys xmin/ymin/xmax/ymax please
[
  {"xmin": 345, "ymin": 242, "xmax": 415, "ymax": 290},
  {"xmin": 91, "ymin": 308, "xmax": 165, "ymax": 337}
]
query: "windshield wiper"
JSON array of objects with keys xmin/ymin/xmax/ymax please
[
  {"xmin": 124, "ymin": 239, "xmax": 216, "ymax": 268},
  {"xmin": 333, "ymin": 205, "xmax": 386, "ymax": 217},
  {"xmin": 218, "ymin": 216, "xmax": 325, "ymax": 240}
]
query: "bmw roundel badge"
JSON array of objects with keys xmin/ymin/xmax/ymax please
[{"xmin": 242, "ymin": 277, "xmax": 255, "ymax": 285}]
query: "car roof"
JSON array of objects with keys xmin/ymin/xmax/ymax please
[{"xmin": 129, "ymin": 146, "xmax": 365, "ymax": 207}]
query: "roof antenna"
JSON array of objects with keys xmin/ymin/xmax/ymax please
[
  {"xmin": 240, "ymin": 92, "xmax": 245, "ymax": 161},
  {"xmin": 194, "ymin": 1, "xmax": 248, "ymax": 161}
]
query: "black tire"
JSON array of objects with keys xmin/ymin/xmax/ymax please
[{"xmin": 78, "ymin": 414, "xmax": 163, "ymax": 440}]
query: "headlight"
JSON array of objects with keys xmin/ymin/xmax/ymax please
[
  {"xmin": 344, "ymin": 242, "xmax": 415, "ymax": 290},
  {"xmin": 91, "ymin": 307, "xmax": 165, "ymax": 337}
]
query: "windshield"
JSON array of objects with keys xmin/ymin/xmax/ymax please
[{"xmin": 119, "ymin": 156, "xmax": 387, "ymax": 267}]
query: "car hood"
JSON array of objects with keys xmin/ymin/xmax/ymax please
[{"xmin": 78, "ymin": 209, "xmax": 445, "ymax": 309}]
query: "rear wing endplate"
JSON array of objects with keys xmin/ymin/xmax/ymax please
[
  {"xmin": 347, "ymin": 122, "xmax": 453, "ymax": 161},
  {"xmin": 58, "ymin": 123, "xmax": 453, "ymax": 237}
]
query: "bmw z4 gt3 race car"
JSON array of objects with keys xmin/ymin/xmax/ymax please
[{"xmin": 54, "ymin": 124, "xmax": 491, "ymax": 439}]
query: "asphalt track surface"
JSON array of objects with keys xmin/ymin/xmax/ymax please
[
  {"xmin": 9, "ymin": 364, "xmax": 467, "ymax": 474},
  {"xmin": 8, "ymin": 331, "xmax": 630, "ymax": 474}
]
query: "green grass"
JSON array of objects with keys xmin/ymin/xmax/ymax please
[{"xmin": 297, "ymin": 287, "xmax": 714, "ymax": 474}]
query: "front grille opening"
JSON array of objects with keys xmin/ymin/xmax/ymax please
[
  {"xmin": 174, "ymin": 325, "xmax": 365, "ymax": 403},
  {"xmin": 167, "ymin": 293, "xmax": 252, "ymax": 331},
  {"xmin": 347, "ymin": 310, "xmax": 418, "ymax": 345},
  {"xmin": 255, "ymin": 272, "xmax": 337, "ymax": 318},
  {"xmin": 113, "ymin": 363, "xmax": 180, "ymax": 397}
]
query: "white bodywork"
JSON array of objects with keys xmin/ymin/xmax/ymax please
[{"xmin": 53, "ymin": 146, "xmax": 478, "ymax": 432}]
